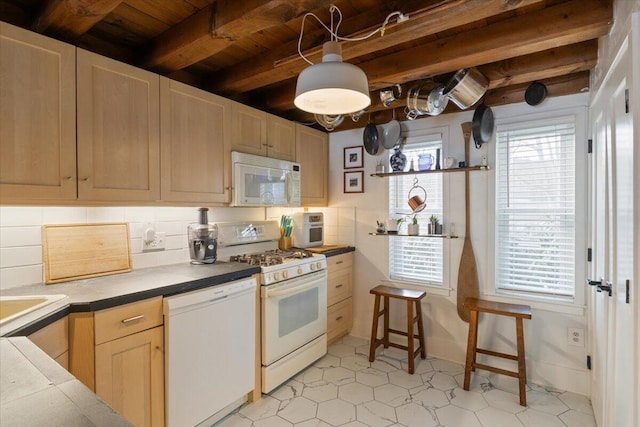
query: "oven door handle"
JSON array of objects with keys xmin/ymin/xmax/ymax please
[{"xmin": 266, "ymin": 280, "xmax": 321, "ymax": 298}]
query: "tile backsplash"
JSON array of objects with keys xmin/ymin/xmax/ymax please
[{"xmin": 0, "ymin": 206, "xmax": 355, "ymax": 290}]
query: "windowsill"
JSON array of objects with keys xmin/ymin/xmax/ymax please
[
  {"xmin": 381, "ymin": 279, "xmax": 451, "ymax": 297},
  {"xmin": 484, "ymin": 291, "xmax": 585, "ymax": 316}
]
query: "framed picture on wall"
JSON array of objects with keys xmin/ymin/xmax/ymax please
[
  {"xmin": 344, "ymin": 146, "xmax": 364, "ymax": 169},
  {"xmin": 344, "ymin": 171, "xmax": 364, "ymax": 193}
]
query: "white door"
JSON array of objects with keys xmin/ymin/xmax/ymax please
[{"xmin": 589, "ymin": 32, "xmax": 638, "ymax": 427}]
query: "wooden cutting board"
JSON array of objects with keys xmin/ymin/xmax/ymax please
[{"xmin": 42, "ymin": 223, "xmax": 132, "ymax": 284}]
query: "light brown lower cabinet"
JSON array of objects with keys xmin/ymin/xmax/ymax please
[
  {"xmin": 95, "ymin": 326, "xmax": 164, "ymax": 427},
  {"xmin": 28, "ymin": 316, "xmax": 69, "ymax": 370},
  {"xmin": 69, "ymin": 296, "xmax": 164, "ymax": 427},
  {"xmin": 326, "ymin": 253, "xmax": 354, "ymax": 344}
]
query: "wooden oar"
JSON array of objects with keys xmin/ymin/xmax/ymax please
[{"xmin": 457, "ymin": 122, "xmax": 480, "ymax": 322}]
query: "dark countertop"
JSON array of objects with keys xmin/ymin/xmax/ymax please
[
  {"xmin": 0, "ymin": 337, "xmax": 132, "ymax": 426},
  {"xmin": 321, "ymin": 246, "xmax": 356, "ymax": 258},
  {"xmin": 0, "ymin": 261, "xmax": 260, "ymax": 337}
]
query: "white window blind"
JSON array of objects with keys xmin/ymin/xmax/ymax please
[
  {"xmin": 389, "ymin": 141, "xmax": 443, "ymax": 285},
  {"xmin": 495, "ymin": 118, "xmax": 576, "ymax": 298}
]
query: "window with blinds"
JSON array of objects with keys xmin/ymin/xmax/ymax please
[
  {"xmin": 389, "ymin": 141, "xmax": 443, "ymax": 285},
  {"xmin": 495, "ymin": 117, "xmax": 576, "ymax": 298}
]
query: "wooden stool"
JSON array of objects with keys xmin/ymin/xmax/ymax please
[
  {"xmin": 368, "ymin": 285, "xmax": 426, "ymax": 374},
  {"xmin": 463, "ymin": 297, "xmax": 532, "ymax": 406}
]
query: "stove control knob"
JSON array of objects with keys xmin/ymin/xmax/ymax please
[
  {"xmin": 316, "ymin": 262, "xmax": 322, "ymax": 269},
  {"xmin": 297, "ymin": 267, "xmax": 303, "ymax": 275},
  {"xmin": 283, "ymin": 271, "xmax": 289, "ymax": 279},
  {"xmin": 310, "ymin": 263, "xmax": 316, "ymax": 271},
  {"xmin": 274, "ymin": 272, "xmax": 280, "ymax": 281}
]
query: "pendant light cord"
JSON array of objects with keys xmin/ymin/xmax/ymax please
[{"xmin": 297, "ymin": 5, "xmax": 407, "ymax": 65}]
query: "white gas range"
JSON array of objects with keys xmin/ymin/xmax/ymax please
[{"xmin": 217, "ymin": 221, "xmax": 328, "ymax": 393}]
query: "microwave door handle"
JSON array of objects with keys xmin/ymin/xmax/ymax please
[
  {"xmin": 285, "ymin": 172, "xmax": 292, "ymax": 204},
  {"xmin": 266, "ymin": 280, "xmax": 320, "ymax": 298}
]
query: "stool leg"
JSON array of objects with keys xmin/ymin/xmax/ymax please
[
  {"xmin": 369, "ymin": 295, "xmax": 381, "ymax": 362},
  {"xmin": 407, "ymin": 300, "xmax": 415, "ymax": 374},
  {"xmin": 415, "ymin": 300, "xmax": 426, "ymax": 359},
  {"xmin": 516, "ymin": 317, "xmax": 527, "ymax": 406},
  {"xmin": 463, "ymin": 309, "xmax": 479, "ymax": 390},
  {"xmin": 383, "ymin": 296, "xmax": 390, "ymax": 348}
]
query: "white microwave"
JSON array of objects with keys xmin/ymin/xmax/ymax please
[{"xmin": 231, "ymin": 152, "xmax": 301, "ymax": 207}]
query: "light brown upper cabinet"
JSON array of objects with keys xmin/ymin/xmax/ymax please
[
  {"xmin": 76, "ymin": 49, "xmax": 160, "ymax": 202},
  {"xmin": 0, "ymin": 22, "xmax": 77, "ymax": 202},
  {"xmin": 231, "ymin": 103, "xmax": 295, "ymax": 161},
  {"xmin": 160, "ymin": 78, "xmax": 232, "ymax": 204},
  {"xmin": 295, "ymin": 124, "xmax": 328, "ymax": 206}
]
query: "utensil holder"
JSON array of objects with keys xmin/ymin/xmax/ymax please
[{"xmin": 279, "ymin": 236, "xmax": 292, "ymax": 250}]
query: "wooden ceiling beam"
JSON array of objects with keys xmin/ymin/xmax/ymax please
[
  {"xmin": 322, "ymin": 72, "xmax": 590, "ymax": 133},
  {"xmin": 265, "ymin": 0, "xmax": 610, "ymax": 111},
  {"xmin": 32, "ymin": 0, "xmax": 124, "ymax": 39},
  {"xmin": 209, "ymin": 0, "xmax": 547, "ymax": 95},
  {"xmin": 141, "ymin": 0, "xmax": 334, "ymax": 73}
]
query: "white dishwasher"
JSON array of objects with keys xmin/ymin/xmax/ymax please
[{"xmin": 164, "ymin": 277, "xmax": 256, "ymax": 427}]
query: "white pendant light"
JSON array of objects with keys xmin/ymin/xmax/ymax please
[{"xmin": 294, "ymin": 41, "xmax": 371, "ymax": 115}]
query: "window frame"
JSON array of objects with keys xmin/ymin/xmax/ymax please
[
  {"xmin": 486, "ymin": 107, "xmax": 588, "ymax": 309},
  {"xmin": 385, "ymin": 126, "xmax": 452, "ymax": 295}
]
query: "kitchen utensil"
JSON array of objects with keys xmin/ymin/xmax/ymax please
[
  {"xmin": 457, "ymin": 122, "xmax": 480, "ymax": 322},
  {"xmin": 381, "ymin": 112, "xmax": 401, "ymax": 149},
  {"xmin": 407, "ymin": 177, "xmax": 427, "ymax": 213},
  {"xmin": 315, "ymin": 113, "xmax": 343, "ymax": 131},
  {"xmin": 350, "ymin": 109, "xmax": 367, "ymax": 122},
  {"xmin": 525, "ymin": 81, "xmax": 547, "ymax": 106},
  {"xmin": 188, "ymin": 208, "xmax": 218, "ymax": 264},
  {"xmin": 42, "ymin": 223, "xmax": 132, "ymax": 284},
  {"xmin": 443, "ymin": 68, "xmax": 488, "ymax": 110},
  {"xmin": 363, "ymin": 120, "xmax": 380, "ymax": 155},
  {"xmin": 406, "ymin": 81, "xmax": 448, "ymax": 119},
  {"xmin": 380, "ymin": 84, "xmax": 402, "ymax": 107},
  {"xmin": 472, "ymin": 102, "xmax": 494, "ymax": 148}
]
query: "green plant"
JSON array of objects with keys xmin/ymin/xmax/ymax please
[
  {"xmin": 429, "ymin": 214, "xmax": 439, "ymax": 224},
  {"xmin": 396, "ymin": 218, "xmax": 404, "ymax": 226},
  {"xmin": 412, "ymin": 215, "xmax": 418, "ymax": 225}
]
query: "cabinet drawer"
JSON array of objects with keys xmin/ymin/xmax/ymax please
[
  {"xmin": 327, "ymin": 297, "xmax": 352, "ymax": 344},
  {"xmin": 95, "ymin": 297, "xmax": 163, "ymax": 345},
  {"xmin": 327, "ymin": 268, "xmax": 352, "ymax": 306},
  {"xmin": 327, "ymin": 253, "xmax": 352, "ymax": 271}
]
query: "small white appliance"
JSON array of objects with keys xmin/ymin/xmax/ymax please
[
  {"xmin": 231, "ymin": 151, "xmax": 301, "ymax": 207},
  {"xmin": 292, "ymin": 211, "xmax": 324, "ymax": 248},
  {"xmin": 218, "ymin": 220, "xmax": 328, "ymax": 393}
]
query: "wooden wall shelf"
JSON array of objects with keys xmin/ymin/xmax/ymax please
[
  {"xmin": 369, "ymin": 232, "xmax": 458, "ymax": 239},
  {"xmin": 371, "ymin": 165, "xmax": 489, "ymax": 177}
]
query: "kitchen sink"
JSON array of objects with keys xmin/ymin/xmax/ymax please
[{"xmin": 0, "ymin": 295, "xmax": 67, "ymax": 326}]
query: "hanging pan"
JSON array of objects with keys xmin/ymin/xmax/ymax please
[
  {"xmin": 471, "ymin": 102, "xmax": 494, "ymax": 149},
  {"xmin": 363, "ymin": 117, "xmax": 380, "ymax": 155}
]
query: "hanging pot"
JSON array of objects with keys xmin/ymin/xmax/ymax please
[
  {"xmin": 380, "ymin": 84, "xmax": 402, "ymax": 107},
  {"xmin": 525, "ymin": 81, "xmax": 547, "ymax": 106},
  {"xmin": 407, "ymin": 177, "xmax": 427, "ymax": 213},
  {"xmin": 443, "ymin": 67, "xmax": 488, "ymax": 110},
  {"xmin": 406, "ymin": 81, "xmax": 448, "ymax": 120},
  {"xmin": 315, "ymin": 114, "xmax": 343, "ymax": 131},
  {"xmin": 363, "ymin": 121, "xmax": 380, "ymax": 155},
  {"xmin": 381, "ymin": 110, "xmax": 401, "ymax": 149},
  {"xmin": 471, "ymin": 103, "xmax": 494, "ymax": 149}
]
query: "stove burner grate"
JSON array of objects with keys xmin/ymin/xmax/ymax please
[{"xmin": 229, "ymin": 249, "xmax": 314, "ymax": 267}]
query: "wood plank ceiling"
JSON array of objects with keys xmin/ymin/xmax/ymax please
[{"xmin": 0, "ymin": 0, "xmax": 613, "ymax": 132}]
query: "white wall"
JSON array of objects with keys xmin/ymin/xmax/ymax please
[
  {"xmin": 0, "ymin": 205, "xmax": 356, "ymax": 290},
  {"xmin": 328, "ymin": 93, "xmax": 592, "ymax": 395}
]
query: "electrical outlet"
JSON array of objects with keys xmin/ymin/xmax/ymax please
[
  {"xmin": 568, "ymin": 328, "xmax": 584, "ymax": 347},
  {"xmin": 142, "ymin": 232, "xmax": 166, "ymax": 252}
]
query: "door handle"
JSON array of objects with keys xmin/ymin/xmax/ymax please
[
  {"xmin": 596, "ymin": 281, "xmax": 613, "ymax": 297},
  {"xmin": 587, "ymin": 279, "xmax": 602, "ymax": 287}
]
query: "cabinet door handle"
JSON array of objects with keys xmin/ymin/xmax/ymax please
[
  {"xmin": 121, "ymin": 314, "xmax": 145, "ymax": 324},
  {"xmin": 336, "ymin": 316, "xmax": 343, "ymax": 321},
  {"xmin": 81, "ymin": 177, "xmax": 89, "ymax": 182},
  {"xmin": 63, "ymin": 176, "xmax": 73, "ymax": 180},
  {"xmin": 335, "ymin": 284, "xmax": 343, "ymax": 288},
  {"xmin": 335, "ymin": 261, "xmax": 344, "ymax": 265}
]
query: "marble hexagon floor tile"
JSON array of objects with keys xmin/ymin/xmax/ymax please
[{"xmin": 216, "ymin": 336, "xmax": 596, "ymax": 427}]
